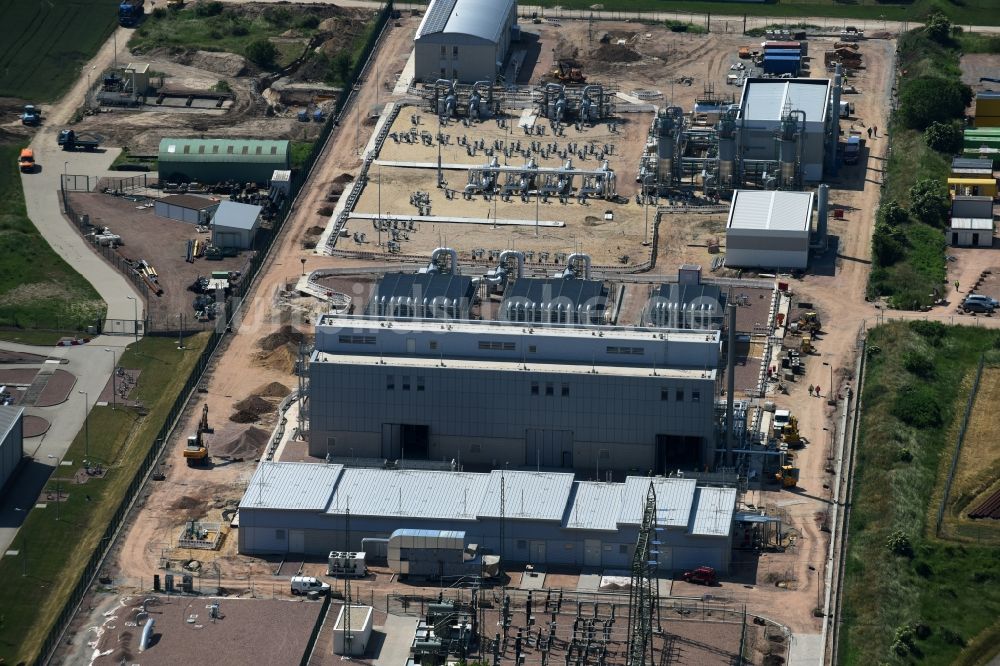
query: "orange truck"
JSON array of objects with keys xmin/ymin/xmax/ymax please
[{"xmin": 18, "ymin": 148, "xmax": 35, "ymax": 173}]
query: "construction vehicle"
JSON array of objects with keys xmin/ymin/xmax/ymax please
[
  {"xmin": 797, "ymin": 311, "xmax": 821, "ymax": 333},
  {"xmin": 183, "ymin": 404, "xmax": 213, "ymax": 466},
  {"xmin": 801, "ymin": 334, "xmax": 813, "ymax": 354},
  {"xmin": 551, "ymin": 59, "xmax": 586, "ymax": 83},
  {"xmin": 775, "ymin": 465, "xmax": 800, "ymax": 487},
  {"xmin": 18, "ymin": 148, "xmax": 35, "ymax": 173},
  {"xmin": 58, "ymin": 129, "xmax": 101, "ymax": 152},
  {"xmin": 781, "ymin": 416, "xmax": 805, "ymax": 449},
  {"xmin": 682, "ymin": 566, "xmax": 717, "ymax": 586},
  {"xmin": 738, "ymin": 46, "xmax": 751, "ymax": 59},
  {"xmin": 118, "ymin": 0, "xmax": 144, "ymax": 27},
  {"xmin": 20, "ymin": 105, "xmax": 41, "ymax": 126}
]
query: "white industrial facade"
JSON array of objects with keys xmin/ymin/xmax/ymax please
[
  {"xmin": 725, "ymin": 190, "xmax": 814, "ymax": 269},
  {"xmin": 238, "ymin": 462, "xmax": 737, "ymax": 572},
  {"xmin": 413, "ymin": 0, "xmax": 517, "ymax": 83},
  {"xmin": 211, "ymin": 201, "xmax": 261, "ymax": 249},
  {"xmin": 309, "ymin": 316, "xmax": 720, "ymax": 473},
  {"xmin": 154, "ymin": 194, "xmax": 219, "ymax": 224},
  {"xmin": 950, "ymin": 196, "xmax": 994, "ymax": 247},
  {"xmin": 0, "ymin": 406, "xmax": 24, "ymax": 495},
  {"xmin": 738, "ymin": 78, "xmax": 831, "ymax": 182}
]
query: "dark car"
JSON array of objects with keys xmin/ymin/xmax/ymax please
[{"xmin": 963, "ymin": 300, "xmax": 994, "ymax": 314}]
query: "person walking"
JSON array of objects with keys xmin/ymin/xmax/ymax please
[
  {"xmin": 867, "ymin": 127, "xmax": 872, "ymax": 139},
  {"xmin": 808, "ymin": 384, "xmax": 814, "ymax": 396}
]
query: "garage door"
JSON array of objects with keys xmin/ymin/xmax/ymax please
[
  {"xmin": 584, "ymin": 539, "xmax": 602, "ymax": 567},
  {"xmin": 289, "ymin": 530, "xmax": 305, "ymax": 554},
  {"xmin": 529, "ymin": 540, "xmax": 546, "ymax": 565}
]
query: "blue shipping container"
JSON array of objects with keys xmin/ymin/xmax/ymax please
[{"xmin": 762, "ymin": 55, "xmax": 801, "ymax": 75}]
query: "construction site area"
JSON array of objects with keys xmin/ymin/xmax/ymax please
[{"xmin": 35, "ymin": 1, "xmax": 901, "ymax": 664}]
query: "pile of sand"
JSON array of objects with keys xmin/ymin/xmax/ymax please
[
  {"xmin": 253, "ymin": 381, "xmax": 290, "ymax": 398},
  {"xmin": 252, "ymin": 344, "xmax": 298, "ymax": 374},
  {"xmin": 229, "ymin": 395, "xmax": 276, "ymax": 423},
  {"xmin": 258, "ymin": 325, "xmax": 307, "ymax": 352},
  {"xmin": 214, "ymin": 426, "xmax": 270, "ymax": 460},
  {"xmin": 184, "ymin": 50, "xmax": 247, "ymax": 77},
  {"xmin": 594, "ymin": 43, "xmax": 642, "ymax": 63}
]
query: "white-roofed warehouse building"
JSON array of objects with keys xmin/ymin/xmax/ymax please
[
  {"xmin": 738, "ymin": 78, "xmax": 832, "ymax": 183},
  {"xmin": 725, "ymin": 189, "xmax": 814, "ymax": 269},
  {"xmin": 237, "ymin": 462, "xmax": 737, "ymax": 572},
  {"xmin": 414, "ymin": 0, "xmax": 518, "ymax": 83}
]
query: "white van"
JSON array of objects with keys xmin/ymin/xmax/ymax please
[{"xmin": 290, "ymin": 576, "xmax": 331, "ymax": 595}]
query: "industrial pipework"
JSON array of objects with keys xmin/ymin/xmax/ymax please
[
  {"xmin": 474, "ymin": 250, "xmax": 526, "ymax": 294},
  {"xmin": 826, "ymin": 63, "xmax": 843, "ymax": 176},
  {"xmin": 468, "ymin": 81, "xmax": 493, "ymax": 121},
  {"xmin": 434, "ymin": 79, "xmax": 457, "ymax": 118},
  {"xmin": 579, "ymin": 84, "xmax": 604, "ymax": 125},
  {"xmin": 541, "ymin": 83, "xmax": 568, "ymax": 123},
  {"xmin": 655, "ymin": 107, "xmax": 684, "ymax": 190},
  {"xmin": 775, "ymin": 109, "xmax": 806, "ymax": 190},
  {"xmin": 562, "ymin": 253, "xmax": 592, "ymax": 280},
  {"xmin": 425, "ymin": 247, "xmax": 458, "ymax": 274}
]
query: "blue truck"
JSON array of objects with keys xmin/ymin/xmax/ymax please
[{"xmin": 118, "ymin": 0, "xmax": 144, "ymax": 27}]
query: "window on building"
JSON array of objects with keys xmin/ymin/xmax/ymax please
[
  {"xmin": 276, "ymin": 529, "xmax": 286, "ymax": 540},
  {"xmin": 339, "ymin": 334, "xmax": 375, "ymax": 345},
  {"xmin": 386, "ymin": 375, "xmax": 395, "ymax": 390},
  {"xmin": 479, "ymin": 340, "xmax": 516, "ymax": 351},
  {"xmin": 440, "ymin": 45, "xmax": 446, "ymax": 56},
  {"xmin": 453, "ymin": 45, "xmax": 459, "ymax": 57},
  {"xmin": 417, "ymin": 376, "xmax": 425, "ymax": 391},
  {"xmin": 561, "ymin": 383, "xmax": 570, "ymax": 397},
  {"xmin": 517, "ymin": 539, "xmax": 527, "ymax": 549},
  {"xmin": 545, "ymin": 383, "xmax": 554, "ymax": 396},
  {"xmin": 676, "ymin": 389, "xmax": 685, "ymax": 402},
  {"xmin": 619, "ymin": 544, "xmax": 628, "ymax": 554},
  {"xmin": 599, "ymin": 449, "xmax": 610, "ymax": 460},
  {"xmin": 607, "ymin": 346, "xmax": 644, "ymax": 355},
  {"xmin": 528, "ymin": 345, "xmax": 537, "ymax": 353},
  {"xmin": 692, "ymin": 390, "xmax": 701, "ymax": 403},
  {"xmin": 429, "ymin": 340, "xmax": 438, "ymax": 350},
  {"xmin": 661, "ymin": 388, "xmax": 669, "ymax": 401},
  {"xmin": 402, "ymin": 375, "xmax": 411, "ymax": 391},
  {"xmin": 531, "ymin": 381, "xmax": 539, "ymax": 395}
]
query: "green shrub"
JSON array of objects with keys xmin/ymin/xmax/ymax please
[
  {"xmin": 910, "ymin": 320, "xmax": 946, "ymax": 343},
  {"xmin": 909, "ymin": 179, "xmax": 950, "ymax": 227},
  {"xmin": 872, "ymin": 222, "xmax": 906, "ymax": 266},
  {"xmin": 887, "ymin": 530, "xmax": 915, "ymax": 557},
  {"xmin": 898, "ymin": 77, "xmax": 972, "ymax": 129},
  {"xmin": 194, "ymin": 1, "xmax": 223, "ymax": 17},
  {"xmin": 262, "ymin": 6, "xmax": 292, "ymax": 26},
  {"xmin": 892, "ymin": 385, "xmax": 942, "ymax": 428},
  {"xmin": 245, "ymin": 39, "xmax": 277, "ymax": 68},
  {"xmin": 914, "ymin": 559, "xmax": 932, "ymax": 577},
  {"xmin": 230, "ymin": 23, "xmax": 248, "ymax": 37},
  {"xmin": 899, "ymin": 447, "xmax": 914, "ymax": 462},
  {"xmin": 903, "ymin": 351, "xmax": 935, "ymax": 378},
  {"xmin": 924, "ymin": 120, "xmax": 963, "ymax": 154},
  {"xmin": 298, "ymin": 15, "xmax": 320, "ymax": 29},
  {"xmin": 942, "ymin": 628, "xmax": 965, "ymax": 646},
  {"xmin": 151, "ymin": 6, "xmax": 166, "ymax": 19}
]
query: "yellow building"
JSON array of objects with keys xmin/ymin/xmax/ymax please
[{"xmin": 948, "ymin": 177, "xmax": 998, "ymax": 198}]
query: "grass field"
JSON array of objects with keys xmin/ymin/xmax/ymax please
[
  {"xmin": 0, "ymin": 334, "xmax": 210, "ymax": 665},
  {"xmin": 0, "ymin": 144, "xmax": 105, "ymax": 332},
  {"xmin": 0, "ymin": 0, "xmax": 118, "ymax": 102},
  {"xmin": 840, "ymin": 322, "xmax": 1000, "ymax": 665},
  {"xmin": 528, "ymin": 0, "xmax": 1000, "ymax": 25}
]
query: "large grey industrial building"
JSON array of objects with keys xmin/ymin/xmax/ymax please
[
  {"xmin": 158, "ymin": 138, "xmax": 290, "ymax": 184},
  {"xmin": 309, "ymin": 315, "xmax": 720, "ymax": 473},
  {"xmin": 413, "ymin": 0, "xmax": 518, "ymax": 83},
  {"xmin": 238, "ymin": 462, "xmax": 737, "ymax": 572},
  {"xmin": 0, "ymin": 406, "xmax": 24, "ymax": 495},
  {"xmin": 725, "ymin": 190, "xmax": 815, "ymax": 269}
]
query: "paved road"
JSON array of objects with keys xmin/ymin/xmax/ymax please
[{"xmin": 0, "ymin": 336, "xmax": 133, "ymax": 554}]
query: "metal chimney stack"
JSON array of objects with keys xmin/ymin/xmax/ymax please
[
  {"xmin": 826, "ymin": 64, "xmax": 843, "ymax": 176},
  {"xmin": 817, "ymin": 183, "xmax": 829, "ymax": 243},
  {"xmin": 725, "ymin": 302, "xmax": 737, "ymax": 466}
]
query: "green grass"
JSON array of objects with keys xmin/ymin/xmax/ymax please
[
  {"xmin": 840, "ymin": 322, "xmax": 1000, "ymax": 665},
  {"xmin": 0, "ymin": 333, "xmax": 210, "ymax": 665},
  {"xmin": 0, "ymin": 328, "xmax": 88, "ymax": 346},
  {"xmin": 0, "ymin": 144, "xmax": 105, "ymax": 331},
  {"xmin": 0, "ymin": 0, "xmax": 118, "ymax": 101},
  {"xmin": 527, "ymin": 0, "xmax": 1000, "ymax": 25}
]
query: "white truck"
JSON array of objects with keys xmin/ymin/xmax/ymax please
[{"xmin": 290, "ymin": 576, "xmax": 330, "ymax": 595}]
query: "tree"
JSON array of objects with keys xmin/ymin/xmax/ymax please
[
  {"xmin": 898, "ymin": 77, "xmax": 972, "ymax": 130},
  {"xmin": 245, "ymin": 39, "xmax": 277, "ymax": 69},
  {"xmin": 877, "ymin": 200, "xmax": 909, "ymax": 227},
  {"xmin": 872, "ymin": 221, "xmax": 906, "ymax": 266},
  {"xmin": 924, "ymin": 11, "xmax": 952, "ymax": 44},
  {"xmin": 909, "ymin": 179, "xmax": 950, "ymax": 227},
  {"xmin": 924, "ymin": 121, "xmax": 963, "ymax": 154},
  {"xmin": 332, "ymin": 52, "xmax": 353, "ymax": 84}
]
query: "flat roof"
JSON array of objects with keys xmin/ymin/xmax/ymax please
[
  {"xmin": 951, "ymin": 196, "xmax": 993, "ymax": 219},
  {"xmin": 312, "ymin": 352, "xmax": 717, "ymax": 380},
  {"xmin": 689, "ymin": 486, "xmax": 739, "ymax": 536},
  {"xmin": 213, "ymin": 200, "xmax": 262, "ymax": 230},
  {"xmin": 0, "ymin": 405, "xmax": 24, "ymax": 444},
  {"xmin": 740, "ymin": 78, "xmax": 830, "ymax": 123},
  {"xmin": 953, "ymin": 157, "xmax": 994, "ymax": 170},
  {"xmin": 651, "ymin": 282, "xmax": 724, "ymax": 308},
  {"xmin": 316, "ymin": 314, "xmax": 720, "ymax": 345},
  {"xmin": 416, "ymin": 0, "xmax": 515, "ymax": 44},
  {"xmin": 619, "ymin": 477, "xmax": 698, "ymax": 529},
  {"xmin": 158, "ymin": 194, "xmax": 220, "ymax": 211},
  {"xmin": 727, "ymin": 190, "xmax": 813, "ymax": 233},
  {"xmin": 478, "ymin": 470, "xmax": 575, "ymax": 521},
  {"xmin": 327, "ymin": 468, "xmax": 486, "ymax": 520},
  {"xmin": 503, "ymin": 277, "xmax": 608, "ymax": 309},
  {"xmin": 564, "ymin": 482, "xmax": 624, "ymax": 531},
  {"xmin": 239, "ymin": 462, "xmax": 342, "ymax": 511},
  {"xmin": 976, "ymin": 91, "xmax": 1000, "ymax": 100}
]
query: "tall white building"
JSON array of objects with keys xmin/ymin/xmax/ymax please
[
  {"xmin": 413, "ymin": 0, "xmax": 518, "ymax": 83},
  {"xmin": 309, "ymin": 315, "xmax": 720, "ymax": 473}
]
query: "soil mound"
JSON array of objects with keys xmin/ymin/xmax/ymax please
[
  {"xmin": 253, "ymin": 381, "xmax": 291, "ymax": 398},
  {"xmin": 172, "ymin": 495, "xmax": 201, "ymax": 511},
  {"xmin": 185, "ymin": 50, "xmax": 247, "ymax": 77},
  {"xmin": 253, "ymin": 343, "xmax": 298, "ymax": 374},
  {"xmin": 234, "ymin": 395, "xmax": 273, "ymax": 415},
  {"xmin": 594, "ymin": 43, "xmax": 641, "ymax": 63},
  {"xmin": 214, "ymin": 426, "xmax": 269, "ymax": 459},
  {"xmin": 258, "ymin": 324, "xmax": 307, "ymax": 351}
]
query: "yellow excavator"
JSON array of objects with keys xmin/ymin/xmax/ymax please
[
  {"xmin": 183, "ymin": 404, "xmax": 213, "ymax": 466},
  {"xmin": 781, "ymin": 416, "xmax": 805, "ymax": 449},
  {"xmin": 775, "ymin": 465, "xmax": 800, "ymax": 488}
]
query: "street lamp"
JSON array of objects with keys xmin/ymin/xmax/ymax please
[
  {"xmin": 63, "ymin": 161, "xmax": 68, "ymax": 189},
  {"xmin": 126, "ymin": 295, "xmax": 138, "ymax": 344},
  {"xmin": 822, "ymin": 361, "xmax": 834, "ymax": 403},
  {"xmin": 104, "ymin": 348, "xmax": 117, "ymax": 410},
  {"xmin": 78, "ymin": 389, "xmax": 90, "ymax": 461}
]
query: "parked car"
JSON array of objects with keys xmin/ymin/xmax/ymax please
[
  {"xmin": 682, "ymin": 566, "xmax": 718, "ymax": 586},
  {"xmin": 964, "ymin": 294, "xmax": 999, "ymax": 307},
  {"xmin": 290, "ymin": 576, "xmax": 330, "ymax": 595},
  {"xmin": 963, "ymin": 299, "xmax": 994, "ymax": 314}
]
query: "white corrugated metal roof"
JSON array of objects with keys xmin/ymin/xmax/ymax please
[
  {"xmin": 740, "ymin": 79, "xmax": 830, "ymax": 122},
  {"xmin": 328, "ymin": 468, "xmax": 487, "ymax": 520},
  {"xmin": 239, "ymin": 462, "xmax": 342, "ymax": 511},
  {"xmin": 727, "ymin": 190, "xmax": 813, "ymax": 232},
  {"xmin": 563, "ymin": 482, "xmax": 623, "ymax": 531},
  {"xmin": 478, "ymin": 470, "xmax": 575, "ymax": 521},
  {"xmin": 618, "ymin": 477, "xmax": 697, "ymax": 528},
  {"xmin": 416, "ymin": 0, "xmax": 515, "ymax": 44},
  {"xmin": 0, "ymin": 405, "xmax": 23, "ymax": 444},
  {"xmin": 213, "ymin": 201, "xmax": 262, "ymax": 231},
  {"xmin": 689, "ymin": 486, "xmax": 737, "ymax": 536},
  {"xmin": 950, "ymin": 218, "xmax": 994, "ymax": 230}
]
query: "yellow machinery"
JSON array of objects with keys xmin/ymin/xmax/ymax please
[
  {"xmin": 775, "ymin": 465, "xmax": 800, "ymax": 487},
  {"xmin": 782, "ymin": 416, "xmax": 805, "ymax": 449},
  {"xmin": 183, "ymin": 404, "xmax": 212, "ymax": 466},
  {"xmin": 799, "ymin": 311, "xmax": 821, "ymax": 333},
  {"xmin": 801, "ymin": 334, "xmax": 812, "ymax": 353},
  {"xmin": 551, "ymin": 60, "xmax": 586, "ymax": 83}
]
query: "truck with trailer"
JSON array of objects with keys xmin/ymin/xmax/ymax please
[
  {"xmin": 118, "ymin": 0, "xmax": 144, "ymax": 27},
  {"xmin": 58, "ymin": 129, "xmax": 101, "ymax": 151}
]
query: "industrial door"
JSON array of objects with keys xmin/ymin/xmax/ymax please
[
  {"xmin": 584, "ymin": 539, "xmax": 602, "ymax": 567},
  {"xmin": 525, "ymin": 429, "xmax": 574, "ymax": 468},
  {"xmin": 529, "ymin": 540, "xmax": 546, "ymax": 564},
  {"xmin": 289, "ymin": 530, "xmax": 305, "ymax": 554},
  {"xmin": 381, "ymin": 423, "xmax": 430, "ymax": 459}
]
